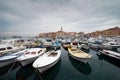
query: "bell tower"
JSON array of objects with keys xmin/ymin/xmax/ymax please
[{"xmin": 61, "ymin": 26, "xmax": 63, "ymax": 31}]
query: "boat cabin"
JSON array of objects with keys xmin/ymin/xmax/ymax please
[
  {"xmin": 0, "ymin": 46, "xmax": 13, "ymax": 52},
  {"xmin": 24, "ymin": 50, "xmax": 43, "ymax": 55}
]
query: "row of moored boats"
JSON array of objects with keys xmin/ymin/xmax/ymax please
[{"xmin": 0, "ymin": 38, "xmax": 120, "ymax": 73}]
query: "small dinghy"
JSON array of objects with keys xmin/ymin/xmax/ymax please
[{"xmin": 68, "ymin": 47, "xmax": 92, "ymax": 63}]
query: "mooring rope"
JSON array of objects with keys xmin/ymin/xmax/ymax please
[
  {"xmin": 7, "ymin": 61, "xmax": 17, "ymax": 73},
  {"xmin": 35, "ymin": 69, "xmax": 43, "ymax": 80}
]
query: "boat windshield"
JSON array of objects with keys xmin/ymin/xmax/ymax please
[
  {"xmin": 38, "ymin": 50, "xmax": 42, "ymax": 53},
  {"xmin": 25, "ymin": 52, "xmax": 30, "ymax": 54},
  {"xmin": 0, "ymin": 48, "xmax": 6, "ymax": 51},
  {"xmin": 31, "ymin": 51, "xmax": 36, "ymax": 54},
  {"xmin": 73, "ymin": 42, "xmax": 78, "ymax": 45},
  {"xmin": 7, "ymin": 47, "xmax": 13, "ymax": 50}
]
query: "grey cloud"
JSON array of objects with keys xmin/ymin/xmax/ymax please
[{"xmin": 0, "ymin": 0, "xmax": 120, "ymax": 35}]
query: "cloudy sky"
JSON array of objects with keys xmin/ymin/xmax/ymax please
[{"xmin": 0, "ymin": 0, "xmax": 120, "ymax": 36}]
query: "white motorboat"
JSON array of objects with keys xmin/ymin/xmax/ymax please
[
  {"xmin": 33, "ymin": 49, "xmax": 61, "ymax": 73},
  {"xmin": 101, "ymin": 41, "xmax": 120, "ymax": 49},
  {"xmin": 41, "ymin": 38, "xmax": 53, "ymax": 48},
  {"xmin": 99, "ymin": 49, "xmax": 120, "ymax": 60},
  {"xmin": 16, "ymin": 48, "xmax": 46, "ymax": 66},
  {"xmin": 0, "ymin": 39, "xmax": 26, "ymax": 56},
  {"xmin": 0, "ymin": 45, "xmax": 22, "ymax": 56},
  {"xmin": 78, "ymin": 43, "xmax": 90, "ymax": 50},
  {"xmin": 68, "ymin": 47, "xmax": 92, "ymax": 63},
  {"xmin": 89, "ymin": 43, "xmax": 101, "ymax": 50},
  {"xmin": 0, "ymin": 54, "xmax": 17, "ymax": 68}
]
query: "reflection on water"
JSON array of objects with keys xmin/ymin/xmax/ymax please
[
  {"xmin": 97, "ymin": 53, "xmax": 120, "ymax": 68},
  {"xmin": 0, "ymin": 49, "xmax": 120, "ymax": 80},
  {"xmin": 68, "ymin": 55, "xmax": 92, "ymax": 75},
  {"xmin": 0, "ymin": 63, "xmax": 14, "ymax": 76},
  {"xmin": 16, "ymin": 63, "xmax": 35, "ymax": 80},
  {"xmin": 35, "ymin": 59, "xmax": 61, "ymax": 80},
  {"xmin": 0, "ymin": 63, "xmax": 20, "ymax": 80}
]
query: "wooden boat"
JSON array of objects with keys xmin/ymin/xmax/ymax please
[
  {"xmin": 68, "ymin": 47, "xmax": 92, "ymax": 63},
  {"xmin": 33, "ymin": 49, "xmax": 61, "ymax": 73},
  {"xmin": 16, "ymin": 48, "xmax": 46, "ymax": 66},
  {"xmin": 99, "ymin": 49, "xmax": 120, "ymax": 60}
]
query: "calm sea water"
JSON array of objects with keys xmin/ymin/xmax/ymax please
[{"xmin": 0, "ymin": 47, "xmax": 120, "ymax": 80}]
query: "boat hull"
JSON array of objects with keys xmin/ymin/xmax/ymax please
[
  {"xmin": 69, "ymin": 54, "xmax": 89, "ymax": 63},
  {"xmin": 78, "ymin": 44, "xmax": 90, "ymax": 50},
  {"xmin": 18, "ymin": 56, "xmax": 39, "ymax": 66},
  {"xmin": 38, "ymin": 57, "xmax": 60, "ymax": 73},
  {"xmin": 99, "ymin": 50, "xmax": 120, "ymax": 60},
  {"xmin": 16, "ymin": 48, "xmax": 46, "ymax": 66},
  {"xmin": 0, "ymin": 59, "xmax": 15, "ymax": 68}
]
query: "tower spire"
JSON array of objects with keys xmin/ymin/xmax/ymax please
[{"xmin": 61, "ymin": 26, "xmax": 63, "ymax": 31}]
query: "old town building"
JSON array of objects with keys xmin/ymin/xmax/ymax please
[
  {"xmin": 87, "ymin": 27, "xmax": 120, "ymax": 37},
  {"xmin": 56, "ymin": 27, "xmax": 66, "ymax": 37},
  {"xmin": 39, "ymin": 27, "xmax": 120, "ymax": 38}
]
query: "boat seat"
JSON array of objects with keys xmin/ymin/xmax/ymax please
[{"xmin": 48, "ymin": 51, "xmax": 58, "ymax": 57}]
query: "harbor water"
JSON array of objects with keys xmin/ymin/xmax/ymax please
[{"xmin": 0, "ymin": 47, "xmax": 120, "ymax": 80}]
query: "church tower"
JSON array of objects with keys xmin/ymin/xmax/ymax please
[{"xmin": 61, "ymin": 26, "xmax": 63, "ymax": 31}]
